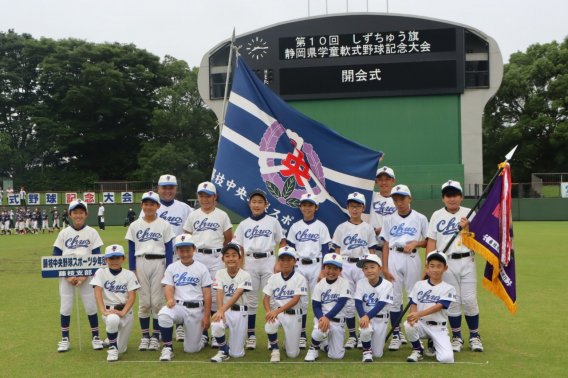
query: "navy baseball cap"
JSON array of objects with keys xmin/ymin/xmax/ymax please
[
  {"xmin": 221, "ymin": 243, "xmax": 242, "ymax": 256},
  {"xmin": 248, "ymin": 189, "xmax": 268, "ymax": 201}
]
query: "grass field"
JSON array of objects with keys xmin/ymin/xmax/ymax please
[{"xmin": 0, "ymin": 222, "xmax": 564, "ymax": 377}]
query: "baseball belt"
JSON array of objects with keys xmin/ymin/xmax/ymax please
[
  {"xmin": 230, "ymin": 305, "xmax": 248, "ymax": 311},
  {"xmin": 449, "ymin": 252, "xmax": 474, "ymax": 259},
  {"xmin": 197, "ymin": 248, "xmax": 222, "ymax": 254},
  {"xmin": 342, "ymin": 256, "xmax": 360, "ymax": 263},
  {"xmin": 330, "ymin": 317, "xmax": 345, "ymax": 323},
  {"xmin": 374, "ymin": 313, "xmax": 389, "ymax": 319},
  {"xmin": 143, "ymin": 254, "xmax": 165, "ymax": 260},
  {"xmin": 298, "ymin": 257, "xmax": 320, "ymax": 265},
  {"xmin": 425, "ymin": 321, "xmax": 447, "ymax": 326},
  {"xmin": 177, "ymin": 300, "xmax": 203, "ymax": 308},
  {"xmin": 279, "ymin": 308, "xmax": 303, "ymax": 315},
  {"xmin": 247, "ymin": 251, "xmax": 274, "ymax": 259},
  {"xmin": 106, "ymin": 304, "xmax": 125, "ymax": 311},
  {"xmin": 391, "ymin": 247, "xmax": 417, "ymax": 253}
]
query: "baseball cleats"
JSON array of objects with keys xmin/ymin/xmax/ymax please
[
  {"xmin": 92, "ymin": 336, "xmax": 104, "ymax": 350},
  {"xmin": 388, "ymin": 335, "xmax": 402, "ymax": 351},
  {"xmin": 407, "ymin": 350, "xmax": 424, "ymax": 362},
  {"xmin": 139, "ymin": 337, "xmax": 150, "ymax": 351},
  {"xmin": 362, "ymin": 351, "xmax": 373, "ymax": 363},
  {"xmin": 107, "ymin": 346, "xmax": 119, "ymax": 362},
  {"xmin": 299, "ymin": 336, "xmax": 307, "ymax": 350},
  {"xmin": 175, "ymin": 326, "xmax": 185, "ymax": 342},
  {"xmin": 357, "ymin": 339, "xmax": 363, "ymax": 349},
  {"xmin": 452, "ymin": 337, "xmax": 464, "ymax": 353},
  {"xmin": 469, "ymin": 336, "xmax": 484, "ymax": 352},
  {"xmin": 211, "ymin": 351, "xmax": 230, "ymax": 363},
  {"xmin": 270, "ymin": 349, "xmax": 281, "ymax": 363},
  {"xmin": 399, "ymin": 332, "xmax": 408, "ymax": 344},
  {"xmin": 57, "ymin": 337, "xmax": 70, "ymax": 352},
  {"xmin": 211, "ymin": 338, "xmax": 219, "ymax": 348},
  {"xmin": 425, "ymin": 338, "xmax": 436, "ymax": 357},
  {"xmin": 148, "ymin": 337, "xmax": 160, "ymax": 351},
  {"xmin": 160, "ymin": 347, "xmax": 174, "ymax": 361},
  {"xmin": 245, "ymin": 335, "xmax": 257, "ymax": 350},
  {"xmin": 344, "ymin": 337, "xmax": 357, "ymax": 349},
  {"xmin": 304, "ymin": 347, "xmax": 319, "ymax": 362},
  {"xmin": 201, "ymin": 335, "xmax": 209, "ymax": 348}
]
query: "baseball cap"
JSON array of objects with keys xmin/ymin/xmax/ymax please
[
  {"xmin": 391, "ymin": 185, "xmax": 411, "ymax": 197},
  {"xmin": 376, "ymin": 166, "xmax": 395, "ymax": 179},
  {"xmin": 278, "ymin": 246, "xmax": 297, "ymax": 259},
  {"xmin": 441, "ymin": 180, "xmax": 463, "ymax": 192},
  {"xmin": 221, "ymin": 243, "xmax": 242, "ymax": 256},
  {"xmin": 141, "ymin": 191, "xmax": 160, "ymax": 203},
  {"xmin": 248, "ymin": 189, "xmax": 268, "ymax": 202},
  {"xmin": 69, "ymin": 199, "xmax": 87, "ymax": 211},
  {"xmin": 347, "ymin": 192, "xmax": 365, "ymax": 205},
  {"xmin": 174, "ymin": 234, "xmax": 195, "ymax": 248},
  {"xmin": 356, "ymin": 254, "xmax": 383, "ymax": 268},
  {"xmin": 197, "ymin": 182, "xmax": 216, "ymax": 195},
  {"xmin": 323, "ymin": 253, "xmax": 343, "ymax": 268},
  {"xmin": 158, "ymin": 174, "xmax": 178, "ymax": 186},
  {"xmin": 104, "ymin": 244, "xmax": 125, "ymax": 258},
  {"xmin": 426, "ymin": 251, "xmax": 448, "ymax": 265},
  {"xmin": 300, "ymin": 193, "xmax": 318, "ymax": 205}
]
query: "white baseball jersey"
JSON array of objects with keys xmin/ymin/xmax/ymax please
[
  {"xmin": 183, "ymin": 208, "xmax": 232, "ymax": 248},
  {"xmin": 141, "ymin": 199, "xmax": 194, "ymax": 236},
  {"xmin": 233, "ymin": 214, "xmax": 283, "ymax": 253},
  {"xmin": 380, "ymin": 210, "xmax": 429, "ymax": 248},
  {"xmin": 91, "ymin": 268, "xmax": 140, "ymax": 305},
  {"xmin": 98, "ymin": 206, "xmax": 104, "ymax": 216},
  {"xmin": 263, "ymin": 271, "xmax": 308, "ymax": 310},
  {"xmin": 409, "ymin": 280, "xmax": 457, "ymax": 323},
  {"xmin": 369, "ymin": 193, "xmax": 396, "ymax": 230},
  {"xmin": 332, "ymin": 221, "xmax": 376, "ymax": 257},
  {"xmin": 125, "ymin": 218, "xmax": 175, "ymax": 256},
  {"xmin": 213, "ymin": 268, "xmax": 252, "ymax": 307},
  {"xmin": 312, "ymin": 276, "xmax": 351, "ymax": 318},
  {"xmin": 53, "ymin": 225, "xmax": 103, "ymax": 256},
  {"xmin": 287, "ymin": 219, "xmax": 331, "ymax": 259},
  {"xmin": 161, "ymin": 260, "xmax": 213, "ymax": 302},
  {"xmin": 354, "ymin": 278, "xmax": 394, "ymax": 316},
  {"xmin": 428, "ymin": 207, "xmax": 476, "ymax": 254}
]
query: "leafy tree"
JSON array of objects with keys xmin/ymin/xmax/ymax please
[{"xmin": 483, "ymin": 37, "xmax": 568, "ymax": 182}]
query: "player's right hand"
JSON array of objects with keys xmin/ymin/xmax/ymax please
[
  {"xmin": 383, "ymin": 270, "xmax": 395, "ymax": 282},
  {"xmin": 166, "ymin": 299, "xmax": 176, "ymax": 309},
  {"xmin": 318, "ymin": 316, "xmax": 330, "ymax": 333},
  {"xmin": 359, "ymin": 315, "xmax": 371, "ymax": 329}
]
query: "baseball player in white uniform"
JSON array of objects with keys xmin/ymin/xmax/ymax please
[
  {"xmin": 370, "ymin": 167, "xmax": 397, "ymax": 263},
  {"xmin": 52, "ymin": 199, "xmax": 104, "ymax": 352},
  {"xmin": 210, "ymin": 243, "xmax": 253, "ymax": 362},
  {"xmin": 126, "ymin": 191, "xmax": 175, "ymax": 351},
  {"xmin": 183, "ymin": 181, "xmax": 232, "ymax": 346},
  {"xmin": 233, "ymin": 189, "xmax": 286, "ymax": 350},
  {"xmin": 355, "ymin": 254, "xmax": 394, "ymax": 362},
  {"xmin": 427, "ymin": 180, "xmax": 483, "ymax": 353},
  {"xmin": 404, "ymin": 251, "xmax": 457, "ymax": 363},
  {"xmin": 41, "ymin": 210, "xmax": 49, "ymax": 234},
  {"xmin": 380, "ymin": 184, "xmax": 429, "ymax": 351},
  {"xmin": 92, "ymin": 244, "xmax": 140, "ymax": 362},
  {"xmin": 331, "ymin": 192, "xmax": 376, "ymax": 350},
  {"xmin": 263, "ymin": 246, "xmax": 308, "ymax": 362},
  {"xmin": 157, "ymin": 234, "xmax": 213, "ymax": 361},
  {"xmin": 305, "ymin": 253, "xmax": 351, "ymax": 361},
  {"xmin": 286, "ymin": 193, "xmax": 331, "ymax": 349}
]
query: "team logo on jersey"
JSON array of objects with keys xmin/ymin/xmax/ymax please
[
  {"xmin": 416, "ymin": 290, "xmax": 442, "ymax": 303},
  {"xmin": 320, "ymin": 289, "xmax": 340, "ymax": 304},
  {"xmin": 224, "ymin": 283, "xmax": 237, "ymax": 297},
  {"xmin": 343, "ymin": 233, "xmax": 368, "ymax": 250},
  {"xmin": 136, "ymin": 228, "xmax": 162, "ymax": 242},
  {"xmin": 104, "ymin": 280, "xmax": 128, "ymax": 294},
  {"xmin": 362, "ymin": 293, "xmax": 380, "ymax": 306},
  {"xmin": 64, "ymin": 236, "xmax": 91, "ymax": 249},
  {"xmin": 389, "ymin": 223, "xmax": 418, "ymax": 237},
  {"xmin": 436, "ymin": 218, "xmax": 459, "ymax": 235},
  {"xmin": 373, "ymin": 200, "xmax": 397, "ymax": 216},
  {"xmin": 295, "ymin": 229, "xmax": 320, "ymax": 242},
  {"xmin": 273, "ymin": 285, "xmax": 295, "ymax": 300},
  {"xmin": 244, "ymin": 225, "xmax": 272, "ymax": 239},
  {"xmin": 259, "ymin": 123, "xmax": 325, "ymax": 208},
  {"xmin": 173, "ymin": 272, "xmax": 200, "ymax": 286},
  {"xmin": 159, "ymin": 211, "xmax": 183, "ymax": 226},
  {"xmin": 193, "ymin": 218, "xmax": 220, "ymax": 232}
]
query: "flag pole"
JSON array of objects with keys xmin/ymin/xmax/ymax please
[
  {"xmin": 75, "ymin": 287, "xmax": 82, "ymax": 351},
  {"xmin": 219, "ymin": 28, "xmax": 236, "ymax": 136},
  {"xmin": 384, "ymin": 145, "xmax": 518, "ymax": 342}
]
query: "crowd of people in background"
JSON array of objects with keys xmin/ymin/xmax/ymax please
[{"xmin": 1, "ymin": 205, "xmax": 63, "ymax": 235}]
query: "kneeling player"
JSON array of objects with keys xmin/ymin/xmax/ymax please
[
  {"xmin": 263, "ymin": 246, "xmax": 308, "ymax": 362},
  {"xmin": 92, "ymin": 245, "xmax": 140, "ymax": 362},
  {"xmin": 157, "ymin": 234, "xmax": 213, "ymax": 361}
]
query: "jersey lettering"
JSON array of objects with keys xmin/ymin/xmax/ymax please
[
  {"xmin": 362, "ymin": 293, "xmax": 380, "ymax": 306},
  {"xmin": 273, "ymin": 285, "xmax": 295, "ymax": 300},
  {"xmin": 295, "ymin": 229, "xmax": 320, "ymax": 242},
  {"xmin": 320, "ymin": 289, "xmax": 340, "ymax": 304},
  {"xmin": 343, "ymin": 233, "xmax": 368, "ymax": 249},
  {"xmin": 159, "ymin": 211, "xmax": 183, "ymax": 226},
  {"xmin": 173, "ymin": 272, "xmax": 200, "ymax": 286},
  {"xmin": 244, "ymin": 225, "xmax": 272, "ymax": 239},
  {"xmin": 416, "ymin": 290, "xmax": 441, "ymax": 303},
  {"xmin": 64, "ymin": 236, "xmax": 91, "ymax": 249},
  {"xmin": 136, "ymin": 228, "xmax": 163, "ymax": 242},
  {"xmin": 223, "ymin": 283, "xmax": 237, "ymax": 297},
  {"xmin": 389, "ymin": 223, "xmax": 418, "ymax": 237},
  {"xmin": 104, "ymin": 280, "xmax": 128, "ymax": 294},
  {"xmin": 193, "ymin": 218, "xmax": 220, "ymax": 232},
  {"xmin": 436, "ymin": 217, "xmax": 459, "ymax": 235},
  {"xmin": 373, "ymin": 200, "xmax": 397, "ymax": 216}
]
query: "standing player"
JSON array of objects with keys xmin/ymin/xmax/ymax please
[
  {"xmin": 16, "ymin": 209, "xmax": 25, "ymax": 234},
  {"xmin": 183, "ymin": 181, "xmax": 232, "ymax": 346},
  {"xmin": 52, "ymin": 199, "xmax": 104, "ymax": 352},
  {"xmin": 427, "ymin": 180, "xmax": 483, "ymax": 353},
  {"xmin": 126, "ymin": 191, "xmax": 175, "ymax": 352},
  {"xmin": 42, "ymin": 209, "xmax": 50, "ymax": 234},
  {"xmin": 0, "ymin": 186, "xmax": 3, "ymax": 205},
  {"xmin": 233, "ymin": 189, "xmax": 286, "ymax": 350},
  {"xmin": 1, "ymin": 210, "xmax": 9, "ymax": 235},
  {"xmin": 210, "ymin": 243, "xmax": 253, "ymax": 362},
  {"xmin": 25, "ymin": 207, "xmax": 32, "ymax": 233},
  {"xmin": 331, "ymin": 192, "xmax": 376, "ymax": 350},
  {"xmin": 20, "ymin": 187, "xmax": 26, "ymax": 207},
  {"xmin": 380, "ymin": 185, "xmax": 429, "ymax": 351},
  {"xmin": 62, "ymin": 208, "xmax": 69, "ymax": 228},
  {"xmin": 31, "ymin": 209, "xmax": 40, "ymax": 234},
  {"xmin": 52, "ymin": 207, "xmax": 61, "ymax": 233},
  {"xmin": 98, "ymin": 203, "xmax": 105, "ymax": 231},
  {"xmin": 286, "ymin": 193, "xmax": 331, "ymax": 349},
  {"xmin": 263, "ymin": 246, "xmax": 308, "ymax": 362},
  {"xmin": 157, "ymin": 234, "xmax": 213, "ymax": 361},
  {"xmin": 92, "ymin": 245, "xmax": 140, "ymax": 362},
  {"xmin": 404, "ymin": 251, "xmax": 456, "ymax": 363},
  {"xmin": 370, "ymin": 167, "xmax": 397, "ymax": 262}
]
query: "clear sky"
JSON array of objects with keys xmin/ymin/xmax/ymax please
[{"xmin": 1, "ymin": 0, "xmax": 565, "ymax": 67}]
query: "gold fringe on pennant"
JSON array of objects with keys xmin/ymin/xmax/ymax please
[
  {"xmin": 462, "ymin": 232, "xmax": 500, "ymax": 276},
  {"xmin": 483, "ymin": 277, "xmax": 518, "ymax": 315}
]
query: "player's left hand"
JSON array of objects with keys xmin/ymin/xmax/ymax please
[
  {"xmin": 318, "ymin": 316, "xmax": 331, "ymax": 333},
  {"xmin": 403, "ymin": 242, "xmax": 418, "ymax": 253},
  {"xmin": 459, "ymin": 217, "xmax": 469, "ymax": 230},
  {"xmin": 359, "ymin": 315, "xmax": 371, "ymax": 329},
  {"xmin": 75, "ymin": 276, "xmax": 87, "ymax": 286},
  {"xmin": 265, "ymin": 310, "xmax": 278, "ymax": 323},
  {"xmin": 407, "ymin": 312, "xmax": 421, "ymax": 326},
  {"xmin": 166, "ymin": 299, "xmax": 176, "ymax": 309}
]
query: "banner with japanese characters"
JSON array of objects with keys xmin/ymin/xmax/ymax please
[
  {"xmin": 7, "ymin": 194, "xmax": 20, "ymax": 206},
  {"xmin": 65, "ymin": 193, "xmax": 77, "ymax": 204},
  {"xmin": 103, "ymin": 192, "xmax": 115, "ymax": 204},
  {"xmin": 41, "ymin": 255, "xmax": 107, "ymax": 278},
  {"xmin": 83, "ymin": 192, "xmax": 96, "ymax": 204},
  {"xmin": 45, "ymin": 193, "xmax": 58, "ymax": 205},
  {"xmin": 121, "ymin": 192, "xmax": 133, "ymax": 203}
]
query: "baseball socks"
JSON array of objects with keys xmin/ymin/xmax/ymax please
[
  {"xmin": 449, "ymin": 315, "xmax": 463, "ymax": 339},
  {"xmin": 140, "ymin": 317, "xmax": 151, "ymax": 338},
  {"xmin": 152, "ymin": 318, "xmax": 161, "ymax": 340},
  {"xmin": 465, "ymin": 314, "xmax": 480, "ymax": 338},
  {"xmin": 88, "ymin": 313, "xmax": 100, "ymax": 338},
  {"xmin": 346, "ymin": 317, "xmax": 358, "ymax": 339},
  {"xmin": 301, "ymin": 313, "xmax": 307, "ymax": 339},
  {"xmin": 247, "ymin": 314, "xmax": 256, "ymax": 338},
  {"xmin": 267, "ymin": 331, "xmax": 279, "ymax": 350},
  {"xmin": 61, "ymin": 315, "xmax": 71, "ymax": 339}
]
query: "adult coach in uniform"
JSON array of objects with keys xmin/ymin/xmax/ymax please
[{"xmin": 98, "ymin": 203, "xmax": 105, "ymax": 231}]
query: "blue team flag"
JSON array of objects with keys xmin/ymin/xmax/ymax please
[{"xmin": 212, "ymin": 56, "xmax": 382, "ymax": 235}]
